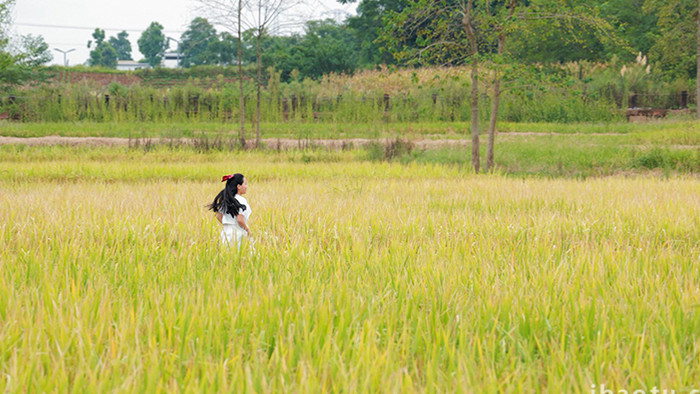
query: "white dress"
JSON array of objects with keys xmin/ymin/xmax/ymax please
[{"xmin": 219, "ymin": 194, "xmax": 251, "ymax": 248}]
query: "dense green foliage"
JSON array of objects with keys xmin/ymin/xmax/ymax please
[
  {"xmin": 4, "ymin": 0, "xmax": 697, "ymax": 92},
  {"xmin": 88, "ymin": 29, "xmax": 118, "ymax": 68},
  {"xmin": 3, "ymin": 0, "xmax": 699, "ymax": 86},
  {"xmin": 108, "ymin": 31, "xmax": 133, "ymax": 61},
  {"xmin": 643, "ymin": 0, "xmax": 697, "ymax": 79},
  {"xmin": 138, "ymin": 22, "xmax": 168, "ymax": 68},
  {"xmin": 0, "ymin": 0, "xmax": 52, "ymax": 91},
  {"xmin": 179, "ymin": 17, "xmax": 221, "ymax": 67},
  {"xmin": 335, "ymin": 0, "xmax": 407, "ymax": 67},
  {"xmin": 118, "ymin": 0, "xmax": 698, "ymax": 102}
]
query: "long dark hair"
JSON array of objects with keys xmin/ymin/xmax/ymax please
[{"xmin": 208, "ymin": 173, "xmax": 246, "ymax": 216}]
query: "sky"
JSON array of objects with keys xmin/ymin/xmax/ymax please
[{"xmin": 10, "ymin": 0, "xmax": 357, "ymax": 66}]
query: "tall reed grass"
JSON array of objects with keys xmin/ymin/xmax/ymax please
[{"xmin": 5, "ymin": 63, "xmax": 642, "ymax": 124}]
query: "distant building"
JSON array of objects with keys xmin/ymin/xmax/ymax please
[
  {"xmin": 116, "ymin": 60, "xmax": 151, "ymax": 71},
  {"xmin": 162, "ymin": 52, "xmax": 181, "ymax": 69}
]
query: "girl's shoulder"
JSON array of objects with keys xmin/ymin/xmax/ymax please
[{"xmin": 235, "ymin": 194, "xmax": 249, "ymax": 205}]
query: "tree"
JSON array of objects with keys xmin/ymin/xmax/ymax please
[
  {"xmin": 138, "ymin": 22, "xmax": 168, "ymax": 67},
  {"xmin": 505, "ymin": 0, "xmax": 632, "ymax": 64},
  {"xmin": 0, "ymin": 0, "xmax": 11, "ymax": 43},
  {"xmin": 381, "ymin": 0, "xmax": 618, "ymax": 173},
  {"xmin": 0, "ymin": 0, "xmax": 52, "ymax": 90},
  {"xmin": 244, "ymin": 0, "xmax": 307, "ymax": 146},
  {"xmin": 16, "ymin": 34, "xmax": 52, "ymax": 66},
  {"xmin": 0, "ymin": 0, "xmax": 16, "ymax": 90},
  {"xmin": 198, "ymin": 0, "xmax": 308, "ymax": 146},
  {"xmin": 195, "ymin": 0, "xmax": 249, "ymax": 148},
  {"xmin": 593, "ymin": 0, "xmax": 657, "ymax": 59},
  {"xmin": 88, "ymin": 28, "xmax": 118, "ymax": 68},
  {"xmin": 89, "ymin": 42, "xmax": 118, "ymax": 68},
  {"xmin": 257, "ymin": 34, "xmax": 303, "ymax": 81},
  {"xmin": 179, "ymin": 17, "xmax": 220, "ymax": 67},
  {"xmin": 238, "ymin": 22, "xmax": 359, "ymax": 82},
  {"xmin": 108, "ymin": 31, "xmax": 132, "ymax": 61},
  {"xmin": 88, "ymin": 28, "xmax": 105, "ymax": 49},
  {"xmin": 338, "ymin": 0, "xmax": 408, "ymax": 67},
  {"xmin": 211, "ymin": 32, "xmax": 238, "ymax": 65},
  {"xmin": 380, "ymin": 0, "xmax": 486, "ymax": 171},
  {"xmin": 642, "ymin": 0, "xmax": 696, "ymax": 80},
  {"xmin": 295, "ymin": 19, "xmax": 358, "ymax": 79}
]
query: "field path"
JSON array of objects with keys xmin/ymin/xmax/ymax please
[
  {"xmin": 0, "ymin": 133, "xmax": 617, "ymax": 149},
  {"xmin": 0, "ymin": 135, "xmax": 477, "ymax": 149}
]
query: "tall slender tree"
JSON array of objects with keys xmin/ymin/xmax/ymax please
[
  {"xmin": 485, "ymin": 0, "xmax": 516, "ymax": 172},
  {"xmin": 244, "ymin": 0, "xmax": 305, "ymax": 147},
  {"xmin": 138, "ymin": 22, "xmax": 168, "ymax": 67},
  {"xmin": 196, "ymin": 0, "xmax": 307, "ymax": 147},
  {"xmin": 195, "ymin": 0, "xmax": 250, "ymax": 148},
  {"xmin": 463, "ymin": 0, "xmax": 480, "ymax": 172}
]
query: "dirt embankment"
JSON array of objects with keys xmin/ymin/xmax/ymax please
[{"xmin": 50, "ymin": 70, "xmax": 142, "ymax": 86}]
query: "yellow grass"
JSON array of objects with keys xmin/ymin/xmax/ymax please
[{"xmin": 1, "ymin": 148, "xmax": 698, "ymax": 392}]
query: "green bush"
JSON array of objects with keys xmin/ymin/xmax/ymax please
[{"xmin": 630, "ymin": 148, "xmax": 700, "ymax": 171}]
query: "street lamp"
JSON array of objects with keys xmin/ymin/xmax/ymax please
[{"xmin": 54, "ymin": 48, "xmax": 75, "ymax": 66}]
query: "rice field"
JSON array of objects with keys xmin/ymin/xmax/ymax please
[{"xmin": 1, "ymin": 147, "xmax": 699, "ymax": 392}]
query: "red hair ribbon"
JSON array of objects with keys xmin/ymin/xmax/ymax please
[{"xmin": 221, "ymin": 174, "xmax": 233, "ymax": 182}]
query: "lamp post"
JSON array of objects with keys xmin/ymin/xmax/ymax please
[{"xmin": 54, "ymin": 48, "xmax": 75, "ymax": 66}]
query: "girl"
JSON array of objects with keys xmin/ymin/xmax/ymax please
[{"xmin": 208, "ymin": 173, "xmax": 252, "ymax": 248}]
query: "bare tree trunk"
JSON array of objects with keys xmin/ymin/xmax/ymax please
[
  {"xmin": 470, "ymin": 62, "xmax": 480, "ymax": 173},
  {"xmin": 255, "ymin": 28, "xmax": 262, "ymax": 148},
  {"xmin": 238, "ymin": 0, "xmax": 246, "ymax": 148},
  {"xmin": 485, "ymin": 1, "xmax": 516, "ymax": 172},
  {"xmin": 697, "ymin": 0, "xmax": 700, "ymax": 119},
  {"xmin": 463, "ymin": 0, "xmax": 479, "ymax": 173},
  {"xmin": 485, "ymin": 70, "xmax": 499, "ymax": 172}
]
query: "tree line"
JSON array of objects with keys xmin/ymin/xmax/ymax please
[
  {"xmin": 77, "ymin": 0, "xmax": 700, "ymax": 84},
  {"xmin": 85, "ymin": 18, "xmax": 358, "ymax": 81},
  {"xmin": 2, "ymin": 0, "xmax": 698, "ymax": 85}
]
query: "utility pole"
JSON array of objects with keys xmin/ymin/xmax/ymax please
[{"xmin": 54, "ymin": 48, "xmax": 75, "ymax": 66}]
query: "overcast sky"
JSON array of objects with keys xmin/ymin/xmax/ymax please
[{"xmin": 10, "ymin": 0, "xmax": 357, "ymax": 65}]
